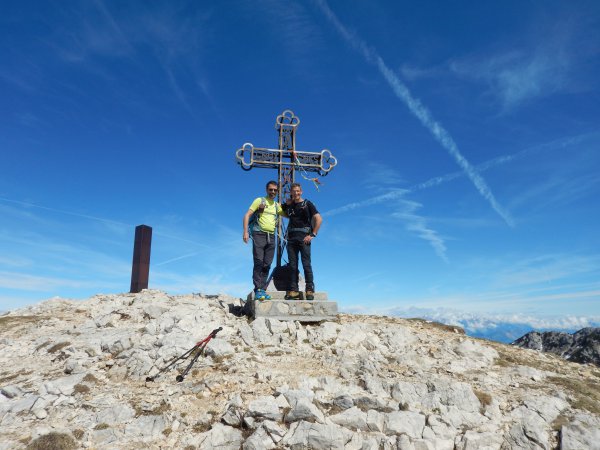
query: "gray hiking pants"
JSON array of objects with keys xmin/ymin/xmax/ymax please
[{"xmin": 252, "ymin": 231, "xmax": 275, "ymax": 291}]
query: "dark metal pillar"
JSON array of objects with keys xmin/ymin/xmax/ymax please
[{"xmin": 130, "ymin": 225, "xmax": 152, "ymax": 293}]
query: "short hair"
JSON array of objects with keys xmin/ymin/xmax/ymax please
[
  {"xmin": 266, "ymin": 180, "xmax": 278, "ymax": 189},
  {"xmin": 290, "ymin": 182, "xmax": 302, "ymax": 190}
]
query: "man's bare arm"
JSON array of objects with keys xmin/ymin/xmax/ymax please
[{"xmin": 242, "ymin": 209, "xmax": 254, "ymax": 243}]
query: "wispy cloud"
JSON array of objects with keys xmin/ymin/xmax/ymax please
[
  {"xmin": 163, "ymin": 63, "xmax": 196, "ymax": 117},
  {"xmin": 92, "ymin": 0, "xmax": 135, "ymax": 55},
  {"xmin": 0, "ymin": 271, "xmax": 96, "ymax": 292},
  {"xmin": 345, "ymin": 280, "xmax": 600, "ymax": 319},
  {"xmin": 255, "ymin": 0, "xmax": 326, "ymax": 79},
  {"xmin": 0, "ymin": 70, "xmax": 37, "ymax": 93},
  {"xmin": 492, "ymin": 254, "xmax": 600, "ymax": 289},
  {"xmin": 362, "ymin": 162, "xmax": 406, "ymax": 190},
  {"xmin": 315, "ymin": 0, "xmax": 513, "ymax": 227},
  {"xmin": 0, "ymin": 255, "xmax": 31, "ymax": 268},
  {"xmin": 392, "ymin": 199, "xmax": 448, "ymax": 262},
  {"xmin": 447, "ymin": 8, "xmax": 598, "ymax": 113},
  {"xmin": 324, "ymin": 190, "xmax": 448, "ymax": 261},
  {"xmin": 508, "ymin": 172, "xmax": 600, "ymax": 213},
  {"xmin": 39, "ymin": 2, "xmax": 214, "ymax": 120},
  {"xmin": 450, "ymin": 50, "xmax": 569, "ymax": 111}
]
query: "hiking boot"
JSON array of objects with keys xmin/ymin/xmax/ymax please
[
  {"xmin": 305, "ymin": 291, "xmax": 314, "ymax": 301},
  {"xmin": 285, "ymin": 291, "xmax": 301, "ymax": 300},
  {"xmin": 255, "ymin": 289, "xmax": 271, "ymax": 301}
]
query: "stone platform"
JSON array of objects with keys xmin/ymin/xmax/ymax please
[{"xmin": 246, "ymin": 291, "xmax": 337, "ymax": 322}]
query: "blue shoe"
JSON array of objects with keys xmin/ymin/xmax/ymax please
[{"xmin": 255, "ymin": 289, "xmax": 271, "ymax": 301}]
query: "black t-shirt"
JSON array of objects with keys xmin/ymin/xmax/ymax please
[{"xmin": 284, "ymin": 200, "xmax": 318, "ymax": 234}]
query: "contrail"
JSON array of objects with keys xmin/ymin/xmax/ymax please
[
  {"xmin": 323, "ymin": 189, "xmax": 407, "ymax": 217},
  {"xmin": 0, "ymin": 197, "xmax": 131, "ymax": 228},
  {"xmin": 325, "ymin": 132, "xmax": 593, "ymax": 217},
  {"xmin": 315, "ymin": 0, "xmax": 514, "ymax": 227},
  {"xmin": 155, "ymin": 252, "xmax": 200, "ymax": 267},
  {"xmin": 0, "ymin": 197, "xmax": 210, "ymax": 248}
]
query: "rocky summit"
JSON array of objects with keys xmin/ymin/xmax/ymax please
[
  {"xmin": 512, "ymin": 328, "xmax": 600, "ymax": 367},
  {"xmin": 1, "ymin": 291, "xmax": 600, "ymax": 450}
]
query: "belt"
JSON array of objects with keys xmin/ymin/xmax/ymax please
[{"xmin": 288, "ymin": 227, "xmax": 311, "ymax": 233}]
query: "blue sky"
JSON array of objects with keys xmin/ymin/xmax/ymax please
[{"xmin": 1, "ymin": 1, "xmax": 599, "ymax": 331}]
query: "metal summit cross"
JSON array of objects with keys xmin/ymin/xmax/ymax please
[{"xmin": 235, "ymin": 110, "xmax": 338, "ymax": 268}]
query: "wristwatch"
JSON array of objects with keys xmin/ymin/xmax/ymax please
[{"xmin": 310, "ymin": 232, "xmax": 317, "ymax": 238}]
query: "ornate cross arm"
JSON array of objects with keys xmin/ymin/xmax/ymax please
[{"xmin": 236, "ymin": 143, "xmax": 337, "ymax": 177}]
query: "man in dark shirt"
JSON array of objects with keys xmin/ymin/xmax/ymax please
[{"xmin": 282, "ymin": 182, "xmax": 322, "ymax": 300}]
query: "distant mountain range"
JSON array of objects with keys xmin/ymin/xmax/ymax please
[{"xmin": 512, "ymin": 328, "xmax": 600, "ymax": 366}]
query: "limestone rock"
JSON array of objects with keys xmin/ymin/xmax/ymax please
[
  {"xmin": 384, "ymin": 410, "xmax": 426, "ymax": 437},
  {"xmin": 560, "ymin": 414, "xmax": 600, "ymax": 449},
  {"xmin": 247, "ymin": 396, "xmax": 283, "ymax": 421},
  {"xmin": 243, "ymin": 426, "xmax": 276, "ymax": 450},
  {"xmin": 0, "ymin": 291, "xmax": 599, "ymax": 449},
  {"xmin": 195, "ymin": 423, "xmax": 243, "ymax": 449},
  {"xmin": 1, "ymin": 385, "xmax": 23, "ymax": 399},
  {"xmin": 281, "ymin": 420, "xmax": 352, "ymax": 449},
  {"xmin": 329, "ymin": 406, "xmax": 368, "ymax": 431}
]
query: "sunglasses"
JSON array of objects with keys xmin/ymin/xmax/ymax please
[{"xmin": 268, "ymin": 188, "xmax": 278, "ymax": 192}]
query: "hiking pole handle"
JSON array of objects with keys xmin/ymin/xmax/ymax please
[{"xmin": 210, "ymin": 327, "xmax": 223, "ymax": 338}]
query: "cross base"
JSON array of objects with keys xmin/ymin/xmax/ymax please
[{"xmin": 245, "ymin": 291, "xmax": 338, "ymax": 322}]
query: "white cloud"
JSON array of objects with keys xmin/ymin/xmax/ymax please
[{"xmin": 344, "ymin": 304, "xmax": 600, "ymax": 333}]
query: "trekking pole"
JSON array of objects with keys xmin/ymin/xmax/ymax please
[{"xmin": 145, "ymin": 327, "xmax": 223, "ymax": 383}]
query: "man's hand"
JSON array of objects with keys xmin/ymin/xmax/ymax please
[
  {"xmin": 303, "ymin": 235, "xmax": 314, "ymax": 245},
  {"xmin": 243, "ymin": 231, "xmax": 249, "ymax": 243}
]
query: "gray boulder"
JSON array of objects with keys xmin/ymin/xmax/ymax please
[
  {"xmin": 281, "ymin": 420, "xmax": 352, "ymax": 449},
  {"xmin": 560, "ymin": 414, "xmax": 600, "ymax": 450},
  {"xmin": 247, "ymin": 396, "xmax": 283, "ymax": 421},
  {"xmin": 384, "ymin": 411, "xmax": 426, "ymax": 437},
  {"xmin": 329, "ymin": 406, "xmax": 368, "ymax": 431},
  {"xmin": 124, "ymin": 415, "xmax": 166, "ymax": 441},
  {"xmin": 195, "ymin": 423, "xmax": 243, "ymax": 449}
]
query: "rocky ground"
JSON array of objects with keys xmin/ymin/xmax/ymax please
[{"xmin": 1, "ymin": 290, "xmax": 600, "ymax": 449}]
